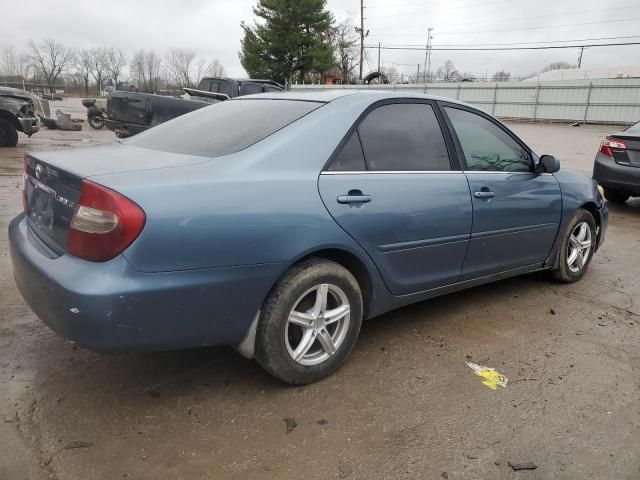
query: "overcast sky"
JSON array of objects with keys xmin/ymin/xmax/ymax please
[{"xmin": 1, "ymin": 0, "xmax": 639, "ymax": 80}]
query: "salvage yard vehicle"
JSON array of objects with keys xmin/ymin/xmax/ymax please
[
  {"xmin": 82, "ymin": 98, "xmax": 107, "ymax": 129},
  {"xmin": 0, "ymin": 87, "xmax": 39, "ymax": 147},
  {"xmin": 10, "ymin": 91, "xmax": 608, "ymax": 384},
  {"xmin": 105, "ymin": 77, "xmax": 283, "ymax": 137},
  {"xmin": 592, "ymin": 120, "xmax": 640, "ymax": 203}
]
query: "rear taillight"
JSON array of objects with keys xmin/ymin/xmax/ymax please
[
  {"xmin": 599, "ymin": 136, "xmax": 627, "ymax": 157},
  {"xmin": 66, "ymin": 180, "xmax": 145, "ymax": 262}
]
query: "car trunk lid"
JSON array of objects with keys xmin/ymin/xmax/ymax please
[{"xmin": 23, "ymin": 144, "xmax": 209, "ymax": 253}]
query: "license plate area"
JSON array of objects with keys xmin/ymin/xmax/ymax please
[{"xmin": 27, "ymin": 177, "xmax": 56, "ymax": 232}]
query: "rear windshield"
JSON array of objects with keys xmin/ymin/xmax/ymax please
[
  {"xmin": 626, "ymin": 121, "xmax": 640, "ymax": 134},
  {"xmin": 125, "ymin": 99, "xmax": 322, "ymax": 157}
]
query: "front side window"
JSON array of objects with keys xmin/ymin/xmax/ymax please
[
  {"xmin": 445, "ymin": 107, "xmax": 531, "ymax": 172},
  {"xmin": 357, "ymin": 103, "xmax": 451, "ymax": 171}
]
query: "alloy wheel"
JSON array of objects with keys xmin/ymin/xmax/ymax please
[
  {"xmin": 285, "ymin": 283, "xmax": 351, "ymax": 366},
  {"xmin": 567, "ymin": 221, "xmax": 592, "ymax": 273}
]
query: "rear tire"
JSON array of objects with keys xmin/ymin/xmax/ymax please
[
  {"xmin": 603, "ymin": 188, "xmax": 630, "ymax": 204},
  {"xmin": 0, "ymin": 119, "xmax": 18, "ymax": 147},
  {"xmin": 255, "ymin": 259, "xmax": 363, "ymax": 385},
  {"xmin": 549, "ymin": 209, "xmax": 597, "ymax": 283}
]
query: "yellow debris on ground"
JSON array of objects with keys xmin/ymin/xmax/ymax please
[{"xmin": 466, "ymin": 361, "xmax": 508, "ymax": 390}]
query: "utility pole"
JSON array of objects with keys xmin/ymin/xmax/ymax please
[
  {"xmin": 359, "ymin": 0, "xmax": 365, "ymax": 80},
  {"xmin": 377, "ymin": 42, "xmax": 381, "ymax": 73},
  {"xmin": 416, "ymin": 64, "xmax": 420, "ymax": 84},
  {"xmin": 424, "ymin": 27, "xmax": 434, "ymax": 83},
  {"xmin": 577, "ymin": 46, "xmax": 585, "ymax": 68}
]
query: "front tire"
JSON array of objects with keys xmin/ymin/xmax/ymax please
[
  {"xmin": 549, "ymin": 209, "xmax": 597, "ymax": 283},
  {"xmin": 0, "ymin": 119, "xmax": 18, "ymax": 147},
  {"xmin": 603, "ymin": 188, "xmax": 630, "ymax": 204},
  {"xmin": 88, "ymin": 114, "xmax": 105, "ymax": 129},
  {"xmin": 255, "ymin": 259, "xmax": 363, "ymax": 385}
]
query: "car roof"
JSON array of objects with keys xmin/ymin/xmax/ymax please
[{"xmin": 236, "ymin": 89, "xmax": 471, "ymax": 107}]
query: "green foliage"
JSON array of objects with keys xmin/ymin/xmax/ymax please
[{"xmin": 239, "ymin": 0, "xmax": 335, "ymax": 84}]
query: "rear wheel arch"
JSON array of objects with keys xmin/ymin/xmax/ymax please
[{"xmin": 291, "ymin": 248, "xmax": 373, "ymax": 320}]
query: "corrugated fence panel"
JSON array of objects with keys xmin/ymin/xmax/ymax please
[{"xmin": 291, "ymin": 80, "xmax": 640, "ymax": 124}]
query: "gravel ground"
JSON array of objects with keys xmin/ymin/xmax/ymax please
[{"xmin": 0, "ymin": 102, "xmax": 639, "ymax": 480}]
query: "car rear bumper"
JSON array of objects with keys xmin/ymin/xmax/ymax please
[
  {"xmin": 593, "ymin": 152, "xmax": 640, "ymax": 195},
  {"xmin": 103, "ymin": 119, "xmax": 148, "ymax": 137},
  {"xmin": 9, "ymin": 214, "xmax": 286, "ymax": 352}
]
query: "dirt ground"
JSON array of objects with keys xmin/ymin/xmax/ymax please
[{"xmin": 1, "ymin": 101, "xmax": 639, "ymax": 480}]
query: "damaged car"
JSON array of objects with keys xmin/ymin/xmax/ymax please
[
  {"xmin": 0, "ymin": 87, "xmax": 40, "ymax": 147},
  {"xmin": 9, "ymin": 91, "xmax": 607, "ymax": 384}
]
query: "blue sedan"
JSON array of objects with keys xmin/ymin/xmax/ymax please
[{"xmin": 9, "ymin": 91, "xmax": 607, "ymax": 384}]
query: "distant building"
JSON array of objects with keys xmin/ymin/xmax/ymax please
[{"xmin": 525, "ymin": 65, "xmax": 640, "ymax": 81}]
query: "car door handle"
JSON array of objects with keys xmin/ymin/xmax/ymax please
[
  {"xmin": 337, "ymin": 191, "xmax": 372, "ymax": 204},
  {"xmin": 473, "ymin": 191, "xmax": 495, "ymax": 198}
]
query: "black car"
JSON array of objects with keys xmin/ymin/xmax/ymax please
[
  {"xmin": 593, "ymin": 121, "xmax": 640, "ymax": 203},
  {"xmin": 105, "ymin": 77, "xmax": 283, "ymax": 138}
]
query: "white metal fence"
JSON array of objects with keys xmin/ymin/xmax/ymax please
[{"xmin": 291, "ymin": 78, "xmax": 640, "ymax": 125}]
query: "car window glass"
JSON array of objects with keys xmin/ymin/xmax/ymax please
[
  {"xmin": 625, "ymin": 121, "xmax": 640, "ymax": 134},
  {"xmin": 357, "ymin": 103, "xmax": 451, "ymax": 171},
  {"xmin": 445, "ymin": 107, "xmax": 531, "ymax": 172},
  {"xmin": 241, "ymin": 83, "xmax": 264, "ymax": 95},
  {"xmin": 219, "ymin": 81, "xmax": 233, "ymax": 97},
  {"xmin": 126, "ymin": 99, "xmax": 321, "ymax": 157},
  {"xmin": 329, "ymin": 131, "xmax": 366, "ymax": 171},
  {"xmin": 208, "ymin": 81, "xmax": 220, "ymax": 92}
]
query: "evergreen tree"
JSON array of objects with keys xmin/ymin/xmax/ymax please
[{"xmin": 239, "ymin": 0, "xmax": 334, "ymax": 85}]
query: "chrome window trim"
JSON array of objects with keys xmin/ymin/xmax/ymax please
[
  {"xmin": 463, "ymin": 171, "xmax": 553, "ymax": 175},
  {"xmin": 320, "ymin": 170, "xmax": 552, "ymax": 175},
  {"xmin": 320, "ymin": 170, "xmax": 463, "ymax": 175}
]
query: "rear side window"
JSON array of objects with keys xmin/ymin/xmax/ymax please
[
  {"xmin": 329, "ymin": 131, "xmax": 366, "ymax": 171},
  {"xmin": 357, "ymin": 103, "xmax": 451, "ymax": 171},
  {"xmin": 445, "ymin": 107, "xmax": 531, "ymax": 172},
  {"xmin": 126, "ymin": 99, "xmax": 321, "ymax": 157}
]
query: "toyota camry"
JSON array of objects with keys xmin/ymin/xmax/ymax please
[{"xmin": 9, "ymin": 91, "xmax": 608, "ymax": 384}]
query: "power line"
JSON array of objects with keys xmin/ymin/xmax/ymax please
[
  {"xmin": 398, "ymin": 17, "xmax": 640, "ymax": 37},
  {"xmin": 364, "ymin": 41, "xmax": 640, "ymax": 51},
  {"xmin": 373, "ymin": 35, "xmax": 640, "ymax": 48}
]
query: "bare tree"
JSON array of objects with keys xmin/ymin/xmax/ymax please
[
  {"xmin": 105, "ymin": 48, "xmax": 127, "ymax": 89},
  {"xmin": 380, "ymin": 64, "xmax": 398, "ymax": 83},
  {"xmin": 131, "ymin": 50, "xmax": 163, "ymax": 93},
  {"xmin": 89, "ymin": 47, "xmax": 108, "ymax": 94},
  {"xmin": 492, "ymin": 70, "xmax": 511, "ymax": 82},
  {"xmin": 165, "ymin": 48, "xmax": 196, "ymax": 87},
  {"xmin": 0, "ymin": 47, "xmax": 18, "ymax": 78},
  {"xmin": 436, "ymin": 60, "xmax": 460, "ymax": 82},
  {"xmin": 75, "ymin": 49, "xmax": 93, "ymax": 95},
  {"xmin": 331, "ymin": 18, "xmax": 358, "ymax": 83},
  {"xmin": 541, "ymin": 61, "xmax": 576, "ymax": 73},
  {"xmin": 205, "ymin": 58, "xmax": 225, "ymax": 77},
  {"xmin": 28, "ymin": 38, "xmax": 75, "ymax": 86}
]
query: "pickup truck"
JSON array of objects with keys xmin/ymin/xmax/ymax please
[
  {"xmin": 0, "ymin": 87, "xmax": 39, "ymax": 147},
  {"xmin": 104, "ymin": 77, "xmax": 283, "ymax": 138}
]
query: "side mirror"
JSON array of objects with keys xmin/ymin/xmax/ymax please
[{"xmin": 539, "ymin": 155, "xmax": 560, "ymax": 173}]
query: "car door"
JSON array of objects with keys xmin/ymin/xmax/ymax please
[
  {"xmin": 442, "ymin": 104, "xmax": 562, "ymax": 280},
  {"xmin": 318, "ymin": 101, "xmax": 473, "ymax": 296}
]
